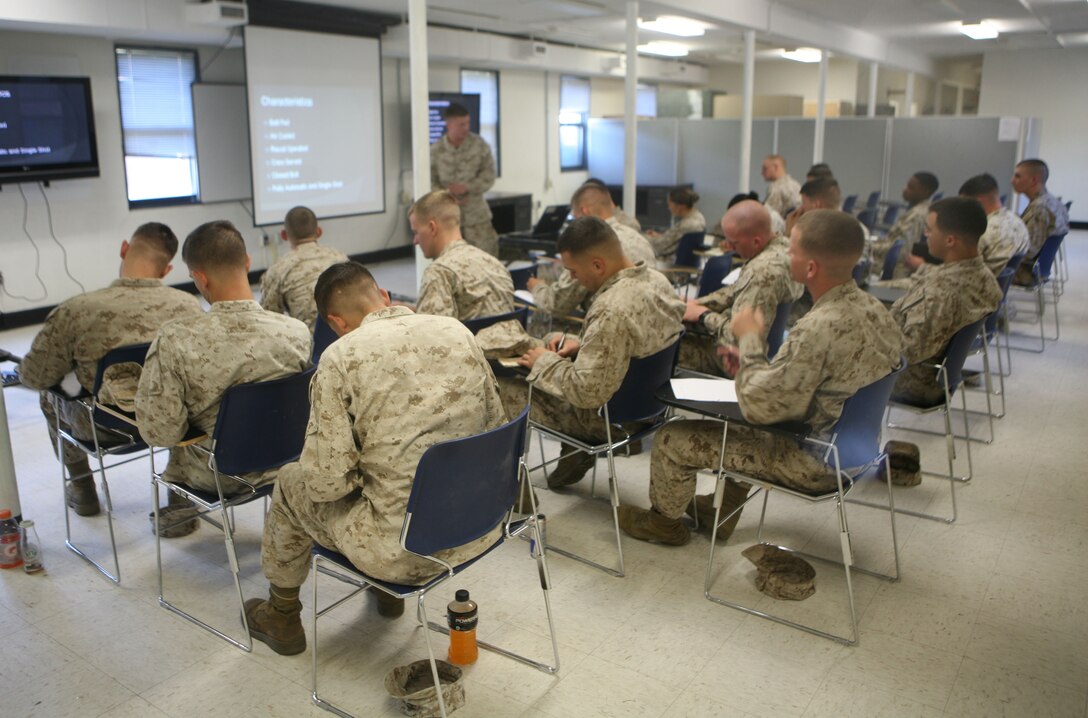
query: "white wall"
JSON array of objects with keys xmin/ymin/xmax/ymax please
[
  {"xmin": 709, "ymin": 58, "xmax": 859, "ymax": 105},
  {"xmin": 979, "ymin": 48, "xmax": 1088, "ymax": 220},
  {"xmin": 0, "ymin": 29, "xmax": 412, "ymax": 314}
]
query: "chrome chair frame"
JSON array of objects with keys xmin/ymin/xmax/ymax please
[{"xmin": 1007, "ymin": 233, "xmax": 1065, "ymax": 353}]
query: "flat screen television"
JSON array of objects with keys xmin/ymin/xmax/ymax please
[
  {"xmin": 428, "ymin": 92, "xmax": 480, "ymax": 145},
  {"xmin": 0, "ymin": 75, "xmax": 99, "ymax": 185}
]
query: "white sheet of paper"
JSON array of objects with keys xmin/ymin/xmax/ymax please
[
  {"xmin": 506, "ymin": 260, "xmax": 535, "ymax": 271},
  {"xmin": 671, "ymin": 377, "xmax": 738, "ymax": 403},
  {"xmin": 514, "ymin": 289, "xmax": 536, "ymax": 305},
  {"xmin": 721, "ymin": 267, "xmax": 743, "ymax": 286}
]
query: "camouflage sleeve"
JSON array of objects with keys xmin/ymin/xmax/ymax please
[
  {"xmin": 528, "ymin": 309, "xmax": 629, "ymax": 409},
  {"xmin": 415, "ymin": 265, "xmax": 458, "ymax": 317},
  {"xmin": 463, "ymin": 142, "xmax": 496, "ymax": 196},
  {"xmin": 531, "ymin": 270, "xmax": 589, "ymax": 315},
  {"xmin": 891, "ymin": 290, "xmax": 948, "ymax": 364},
  {"xmin": 735, "ymin": 319, "xmax": 828, "ymax": 426},
  {"xmin": 134, "ymin": 332, "xmax": 192, "ymax": 446},
  {"xmin": 19, "ymin": 304, "xmax": 76, "ymax": 391},
  {"xmin": 259, "ymin": 265, "xmax": 286, "ymax": 315},
  {"xmin": 430, "ymin": 145, "xmax": 443, "ymax": 190},
  {"xmin": 697, "ymin": 284, "xmax": 737, "ymax": 314},
  {"xmin": 300, "ymin": 359, "xmax": 360, "ymax": 503},
  {"xmin": 1021, "ymin": 205, "xmax": 1050, "ymax": 257}
]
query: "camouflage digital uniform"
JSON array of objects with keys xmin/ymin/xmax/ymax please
[
  {"xmin": 135, "ymin": 300, "xmax": 311, "ymax": 494},
  {"xmin": 679, "ymin": 235, "xmax": 803, "ymax": 376},
  {"xmin": 430, "ymin": 133, "xmax": 498, "ymax": 256},
  {"xmin": 613, "ymin": 207, "xmax": 642, "ymax": 232},
  {"xmin": 979, "ymin": 207, "xmax": 1029, "ymax": 277},
  {"xmin": 872, "ymin": 201, "xmax": 930, "ymax": 280},
  {"xmin": 890, "ymin": 256, "xmax": 1002, "ymax": 406},
  {"xmin": 260, "ymin": 241, "xmax": 349, "ymax": 330},
  {"xmin": 416, "ymin": 239, "xmax": 532, "ymax": 356},
  {"xmin": 648, "ymin": 281, "xmax": 904, "ymax": 518},
  {"xmin": 499, "ymin": 263, "xmax": 684, "ymax": 443},
  {"xmin": 765, "ymin": 175, "xmax": 802, "ymax": 216},
  {"xmin": 261, "ymin": 307, "xmax": 507, "ymax": 587},
  {"xmin": 649, "ymin": 209, "xmax": 706, "ymax": 261},
  {"xmin": 529, "ymin": 216, "xmax": 658, "ymax": 315},
  {"xmin": 1015, "ymin": 190, "xmax": 1070, "ymax": 284},
  {"xmin": 19, "ymin": 278, "xmax": 203, "ymax": 465}
]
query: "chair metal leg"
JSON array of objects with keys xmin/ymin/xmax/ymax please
[{"xmin": 418, "ymin": 596, "xmax": 450, "ymax": 718}]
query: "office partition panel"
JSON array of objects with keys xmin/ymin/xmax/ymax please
[
  {"xmin": 775, "ymin": 118, "xmax": 815, "ymax": 183},
  {"xmin": 824, "ymin": 118, "xmax": 888, "ymax": 203},
  {"xmin": 676, "ymin": 118, "xmax": 742, "ymax": 227}
]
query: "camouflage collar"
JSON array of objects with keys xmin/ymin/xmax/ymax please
[
  {"xmin": 595, "ymin": 261, "xmax": 646, "ymax": 297},
  {"xmin": 210, "ymin": 299, "xmax": 263, "ymax": 313},
  {"xmin": 813, "ymin": 280, "xmax": 859, "ymax": 308},
  {"xmin": 109, "ymin": 277, "xmax": 164, "ymax": 288},
  {"xmin": 361, "ymin": 305, "xmax": 413, "ymax": 326}
]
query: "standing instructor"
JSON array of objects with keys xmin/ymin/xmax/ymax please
[{"xmin": 430, "ymin": 103, "xmax": 499, "ymax": 256}]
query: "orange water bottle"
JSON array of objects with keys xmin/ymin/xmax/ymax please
[
  {"xmin": 447, "ymin": 589, "xmax": 478, "ymax": 665},
  {"xmin": 0, "ymin": 509, "xmax": 22, "ymax": 569}
]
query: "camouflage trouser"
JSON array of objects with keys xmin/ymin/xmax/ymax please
[
  {"xmin": 649, "ymin": 420, "xmax": 838, "ymax": 519},
  {"xmin": 677, "ymin": 334, "xmax": 726, "ymax": 377},
  {"xmin": 462, "ymin": 221, "xmax": 499, "ymax": 257},
  {"xmin": 39, "ymin": 392, "xmax": 97, "ymax": 465},
  {"xmin": 498, "ymin": 377, "xmax": 610, "ymax": 445},
  {"xmin": 261, "ymin": 462, "xmax": 344, "ymax": 588},
  {"xmin": 891, "ymin": 364, "xmax": 945, "ymax": 408}
]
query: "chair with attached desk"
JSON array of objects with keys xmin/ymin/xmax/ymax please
[
  {"xmin": 507, "ymin": 262, "xmax": 538, "ymax": 292},
  {"xmin": 461, "ymin": 306, "xmax": 529, "ymax": 335},
  {"xmin": 695, "ymin": 253, "xmax": 735, "ymax": 299},
  {"xmin": 309, "ymin": 408, "xmax": 558, "ymax": 718},
  {"xmin": 662, "ymin": 231, "xmax": 712, "ymax": 298},
  {"xmin": 153, "ymin": 367, "xmax": 315, "ymax": 651},
  {"xmin": 683, "ymin": 361, "xmax": 906, "ymax": 646},
  {"xmin": 528, "ymin": 338, "xmax": 681, "ymax": 577},
  {"xmin": 766, "ymin": 301, "xmax": 793, "ymax": 360},
  {"xmin": 879, "ymin": 240, "xmax": 906, "ymax": 281},
  {"xmin": 48, "ymin": 342, "xmax": 153, "ymax": 584}
]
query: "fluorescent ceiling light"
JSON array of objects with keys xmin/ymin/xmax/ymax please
[
  {"xmin": 780, "ymin": 47, "xmax": 822, "ymax": 63},
  {"xmin": 960, "ymin": 21, "xmax": 998, "ymax": 40},
  {"xmin": 638, "ymin": 15, "xmax": 711, "ymax": 37},
  {"xmin": 638, "ymin": 41, "xmax": 689, "ymax": 57}
]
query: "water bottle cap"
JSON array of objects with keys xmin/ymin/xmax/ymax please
[
  {"xmin": 455, "ymin": 589, "xmax": 470, "ymax": 602},
  {"xmin": 0, "ymin": 509, "xmax": 11, "ymax": 519},
  {"xmin": 18, "ymin": 520, "xmax": 33, "ymax": 528}
]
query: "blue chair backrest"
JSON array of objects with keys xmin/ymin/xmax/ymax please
[
  {"xmin": 880, "ymin": 239, "xmax": 905, "ymax": 280},
  {"xmin": 211, "ymin": 367, "xmax": 316, "ymax": 476},
  {"xmin": 983, "ymin": 267, "xmax": 1017, "ymax": 340},
  {"xmin": 767, "ymin": 301, "xmax": 792, "ymax": 359},
  {"xmin": 842, "ymin": 194, "xmax": 858, "ymax": 214},
  {"xmin": 865, "ymin": 191, "xmax": 880, "ymax": 209},
  {"xmin": 829, "ymin": 359, "xmax": 905, "ymax": 469},
  {"xmin": 857, "ymin": 208, "xmax": 877, "ymax": 230},
  {"xmin": 462, "ymin": 306, "xmax": 529, "ymax": 335},
  {"xmin": 1033, "ymin": 233, "xmax": 1066, "ymax": 282},
  {"xmin": 1004, "ymin": 251, "xmax": 1026, "ymax": 273},
  {"xmin": 882, "ymin": 204, "xmax": 900, "ymax": 226},
  {"xmin": 674, "ymin": 231, "xmax": 706, "ymax": 269},
  {"xmin": 312, "ymin": 316, "xmax": 338, "ymax": 364},
  {"xmin": 1064, "ymin": 200, "xmax": 1072, "ymax": 211},
  {"xmin": 605, "ymin": 338, "xmax": 681, "ymax": 424},
  {"xmin": 931, "ymin": 192, "xmax": 944, "ymax": 202},
  {"xmin": 508, "ymin": 264, "xmax": 537, "ymax": 291},
  {"xmin": 402, "ymin": 409, "xmax": 528, "ymax": 557},
  {"xmin": 942, "ymin": 318, "xmax": 985, "ymax": 392},
  {"xmin": 852, "ymin": 259, "xmax": 871, "ymax": 287},
  {"xmin": 91, "ymin": 343, "xmax": 151, "ymax": 432},
  {"xmin": 696, "ymin": 253, "xmax": 735, "ymax": 298}
]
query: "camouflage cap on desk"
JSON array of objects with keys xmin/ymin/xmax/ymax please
[{"xmin": 742, "ymin": 544, "xmax": 816, "ymax": 601}]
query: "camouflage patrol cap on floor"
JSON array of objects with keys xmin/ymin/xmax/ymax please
[
  {"xmin": 385, "ymin": 659, "xmax": 465, "ymax": 717},
  {"xmin": 884, "ymin": 440, "xmax": 922, "ymax": 487},
  {"xmin": 742, "ymin": 544, "xmax": 816, "ymax": 601}
]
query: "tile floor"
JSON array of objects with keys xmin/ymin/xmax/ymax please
[{"xmin": 0, "ymin": 238, "xmax": 1085, "ymax": 717}]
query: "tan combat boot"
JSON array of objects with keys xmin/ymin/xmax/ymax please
[
  {"xmin": 687, "ymin": 481, "xmax": 751, "ymax": 543},
  {"xmin": 245, "ymin": 585, "xmax": 306, "ymax": 655},
  {"xmin": 617, "ymin": 505, "xmax": 691, "ymax": 546}
]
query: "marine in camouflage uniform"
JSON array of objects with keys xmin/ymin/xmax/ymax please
[
  {"xmin": 871, "ymin": 200, "xmax": 930, "ymax": 280},
  {"xmin": 260, "ymin": 307, "xmax": 507, "ymax": 589},
  {"xmin": 613, "ymin": 206, "xmax": 642, "ymax": 232},
  {"xmin": 500, "ymin": 261, "xmax": 684, "ymax": 445},
  {"xmin": 417, "ymin": 238, "xmax": 531, "ymax": 356},
  {"xmin": 135, "ymin": 300, "xmax": 311, "ymax": 495},
  {"xmin": 430, "ymin": 132, "xmax": 498, "ymax": 256},
  {"xmin": 1015, "ymin": 190, "xmax": 1070, "ymax": 284},
  {"xmin": 979, "ymin": 207, "xmax": 1029, "ymax": 277},
  {"xmin": 260, "ymin": 242, "xmax": 348, "ymax": 330},
  {"xmin": 680, "ymin": 233, "xmax": 802, "ymax": 376},
  {"xmin": 765, "ymin": 175, "xmax": 802, "ymax": 217},
  {"xmin": 21, "ymin": 278, "xmax": 203, "ymax": 466},
  {"xmin": 890, "ymin": 255, "xmax": 1002, "ymax": 406},
  {"xmin": 649, "ymin": 208, "xmax": 706, "ymax": 261}
]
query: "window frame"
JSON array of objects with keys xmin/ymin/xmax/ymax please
[
  {"xmin": 459, "ymin": 67, "xmax": 501, "ymax": 177},
  {"xmin": 559, "ymin": 75, "xmax": 590, "ymax": 172},
  {"xmin": 115, "ymin": 44, "xmax": 201, "ymax": 209}
]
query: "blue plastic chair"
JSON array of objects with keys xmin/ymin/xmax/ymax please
[
  {"xmin": 1010, "ymin": 233, "xmax": 1065, "ymax": 352},
  {"xmin": 962, "ymin": 266, "xmax": 1017, "ymax": 435},
  {"xmin": 673, "ymin": 231, "xmax": 708, "ymax": 269},
  {"xmin": 767, "ymin": 301, "xmax": 793, "ymax": 359},
  {"xmin": 508, "ymin": 263, "xmax": 537, "ymax": 291},
  {"xmin": 881, "ymin": 204, "xmax": 900, "ymax": 227},
  {"xmin": 888, "ymin": 318, "xmax": 986, "ymax": 524},
  {"xmin": 49, "ymin": 342, "xmax": 153, "ymax": 584},
  {"xmin": 880, "ymin": 239, "xmax": 905, "ymax": 280},
  {"xmin": 857, "ymin": 208, "xmax": 877, "ymax": 230},
  {"xmin": 312, "ymin": 315, "xmax": 338, "ymax": 364},
  {"xmin": 461, "ymin": 306, "xmax": 529, "ymax": 335},
  {"xmin": 852, "ymin": 258, "xmax": 872, "ymax": 287},
  {"xmin": 528, "ymin": 337, "xmax": 681, "ymax": 577},
  {"xmin": 864, "ymin": 191, "xmax": 881, "ymax": 210},
  {"xmin": 705, "ymin": 360, "xmax": 906, "ymax": 645},
  {"xmin": 310, "ymin": 409, "xmax": 558, "ymax": 718},
  {"xmin": 154, "ymin": 367, "xmax": 316, "ymax": 651},
  {"xmin": 931, "ymin": 192, "xmax": 944, "ymax": 202},
  {"xmin": 696, "ymin": 253, "xmax": 735, "ymax": 298},
  {"xmin": 842, "ymin": 194, "xmax": 858, "ymax": 214}
]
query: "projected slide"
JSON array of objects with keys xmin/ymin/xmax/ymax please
[{"xmin": 245, "ymin": 26, "xmax": 384, "ymax": 226}]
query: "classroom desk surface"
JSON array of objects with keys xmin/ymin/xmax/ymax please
[
  {"xmin": 865, "ymin": 285, "xmax": 907, "ymax": 305},
  {"xmin": 655, "ymin": 375, "xmax": 810, "ymax": 440}
]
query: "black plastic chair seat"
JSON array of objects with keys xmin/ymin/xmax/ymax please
[{"xmin": 179, "ymin": 481, "xmax": 274, "ymax": 508}]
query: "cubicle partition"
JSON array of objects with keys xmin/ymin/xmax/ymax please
[{"xmin": 588, "ymin": 115, "xmax": 1034, "ymax": 226}]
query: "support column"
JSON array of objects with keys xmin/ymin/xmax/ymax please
[
  {"xmin": 867, "ymin": 61, "xmax": 878, "ymax": 118},
  {"xmin": 623, "ymin": 1, "xmax": 638, "ymax": 219},
  {"xmin": 0, "ymin": 387, "xmax": 21, "ymax": 520},
  {"xmin": 903, "ymin": 71, "xmax": 915, "ymax": 118},
  {"xmin": 409, "ymin": 0, "xmax": 430, "ymax": 291},
  {"xmin": 739, "ymin": 30, "xmax": 755, "ymax": 193},
  {"xmin": 814, "ymin": 49, "xmax": 828, "ymax": 163}
]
